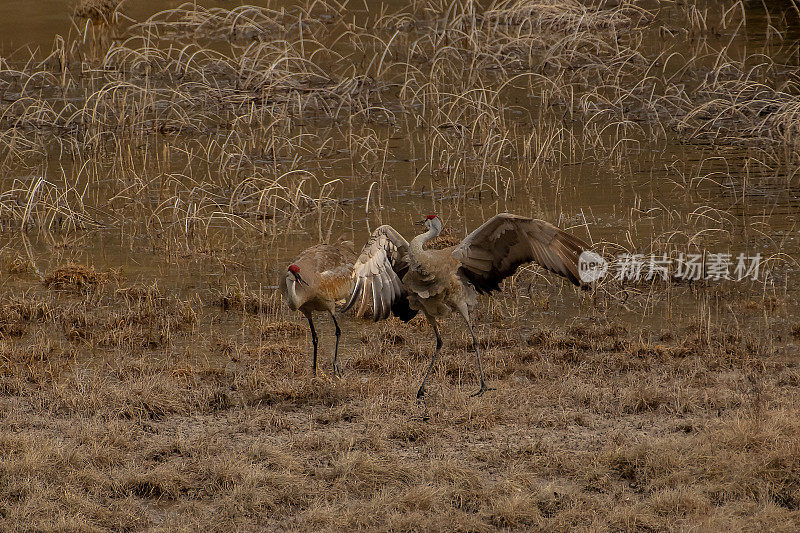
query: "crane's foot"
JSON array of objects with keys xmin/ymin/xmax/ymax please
[
  {"xmin": 334, "ymin": 364, "xmax": 344, "ymax": 378},
  {"xmin": 416, "ymin": 385, "xmax": 426, "ymax": 400},
  {"xmin": 469, "ymin": 383, "xmax": 495, "ymax": 397}
]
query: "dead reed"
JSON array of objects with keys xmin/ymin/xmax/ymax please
[{"xmin": 0, "ymin": 0, "xmax": 797, "ymax": 530}]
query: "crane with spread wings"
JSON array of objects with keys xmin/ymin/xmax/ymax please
[{"xmin": 342, "ymin": 213, "xmax": 590, "ymax": 398}]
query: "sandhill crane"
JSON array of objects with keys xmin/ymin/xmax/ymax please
[
  {"xmin": 281, "ymin": 237, "xmax": 421, "ymax": 377},
  {"xmin": 343, "ymin": 213, "xmax": 590, "ymax": 398},
  {"xmin": 280, "ymin": 243, "xmax": 358, "ymax": 377}
]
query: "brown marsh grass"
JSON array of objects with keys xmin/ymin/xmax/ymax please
[
  {"xmin": 0, "ymin": 0, "xmax": 798, "ymax": 530},
  {"xmin": 0, "ymin": 263, "xmax": 798, "ymax": 530}
]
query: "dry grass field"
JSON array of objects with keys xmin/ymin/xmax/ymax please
[
  {"xmin": 0, "ymin": 259, "xmax": 798, "ymax": 531},
  {"xmin": 0, "ymin": 0, "xmax": 799, "ymax": 530}
]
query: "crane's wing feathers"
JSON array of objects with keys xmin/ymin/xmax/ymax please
[
  {"xmin": 453, "ymin": 213, "xmax": 589, "ymax": 293},
  {"xmin": 342, "ymin": 225, "xmax": 418, "ymax": 322}
]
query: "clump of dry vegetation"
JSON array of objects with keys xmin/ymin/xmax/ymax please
[
  {"xmin": 73, "ymin": 0, "xmax": 124, "ymax": 25},
  {"xmin": 43, "ymin": 262, "xmax": 115, "ymax": 291},
  {"xmin": 0, "ymin": 0, "xmax": 798, "ymax": 530}
]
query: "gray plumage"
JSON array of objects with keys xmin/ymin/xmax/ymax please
[
  {"xmin": 343, "ymin": 213, "xmax": 590, "ymax": 398},
  {"xmin": 280, "ymin": 242, "xmax": 357, "ymax": 376}
]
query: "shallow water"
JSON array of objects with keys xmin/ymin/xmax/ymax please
[{"xmin": 0, "ymin": 0, "xmax": 797, "ymax": 345}]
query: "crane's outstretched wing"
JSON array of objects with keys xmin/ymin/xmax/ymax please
[
  {"xmin": 452, "ymin": 213, "xmax": 590, "ymax": 293},
  {"xmin": 342, "ymin": 225, "xmax": 418, "ymax": 322}
]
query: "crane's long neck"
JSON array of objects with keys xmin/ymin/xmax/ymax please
[
  {"xmin": 287, "ymin": 277, "xmax": 302, "ymax": 310},
  {"xmin": 409, "ymin": 223, "xmax": 440, "ymax": 269}
]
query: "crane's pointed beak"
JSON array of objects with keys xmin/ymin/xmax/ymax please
[
  {"xmin": 293, "ymin": 273, "xmax": 309, "ymax": 286},
  {"xmin": 414, "ymin": 219, "xmax": 426, "ymax": 225}
]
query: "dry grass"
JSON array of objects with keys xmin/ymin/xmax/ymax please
[
  {"xmin": 0, "ymin": 264, "xmax": 798, "ymax": 530},
  {"xmin": 43, "ymin": 262, "xmax": 116, "ymax": 291},
  {"xmin": 73, "ymin": 0, "xmax": 125, "ymax": 25},
  {"xmin": 0, "ymin": 0, "xmax": 794, "ymax": 242},
  {"xmin": 0, "ymin": 0, "xmax": 798, "ymax": 530}
]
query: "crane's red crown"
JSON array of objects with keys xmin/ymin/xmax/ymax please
[
  {"xmin": 426, "ymin": 214, "xmax": 438, "ymax": 220},
  {"xmin": 288, "ymin": 264, "xmax": 300, "ymax": 274}
]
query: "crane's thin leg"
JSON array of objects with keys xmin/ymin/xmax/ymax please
[
  {"xmin": 457, "ymin": 304, "xmax": 493, "ymax": 397},
  {"xmin": 416, "ymin": 314, "xmax": 442, "ymax": 399},
  {"xmin": 305, "ymin": 312, "xmax": 318, "ymax": 375},
  {"xmin": 330, "ymin": 311, "xmax": 342, "ymax": 377}
]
